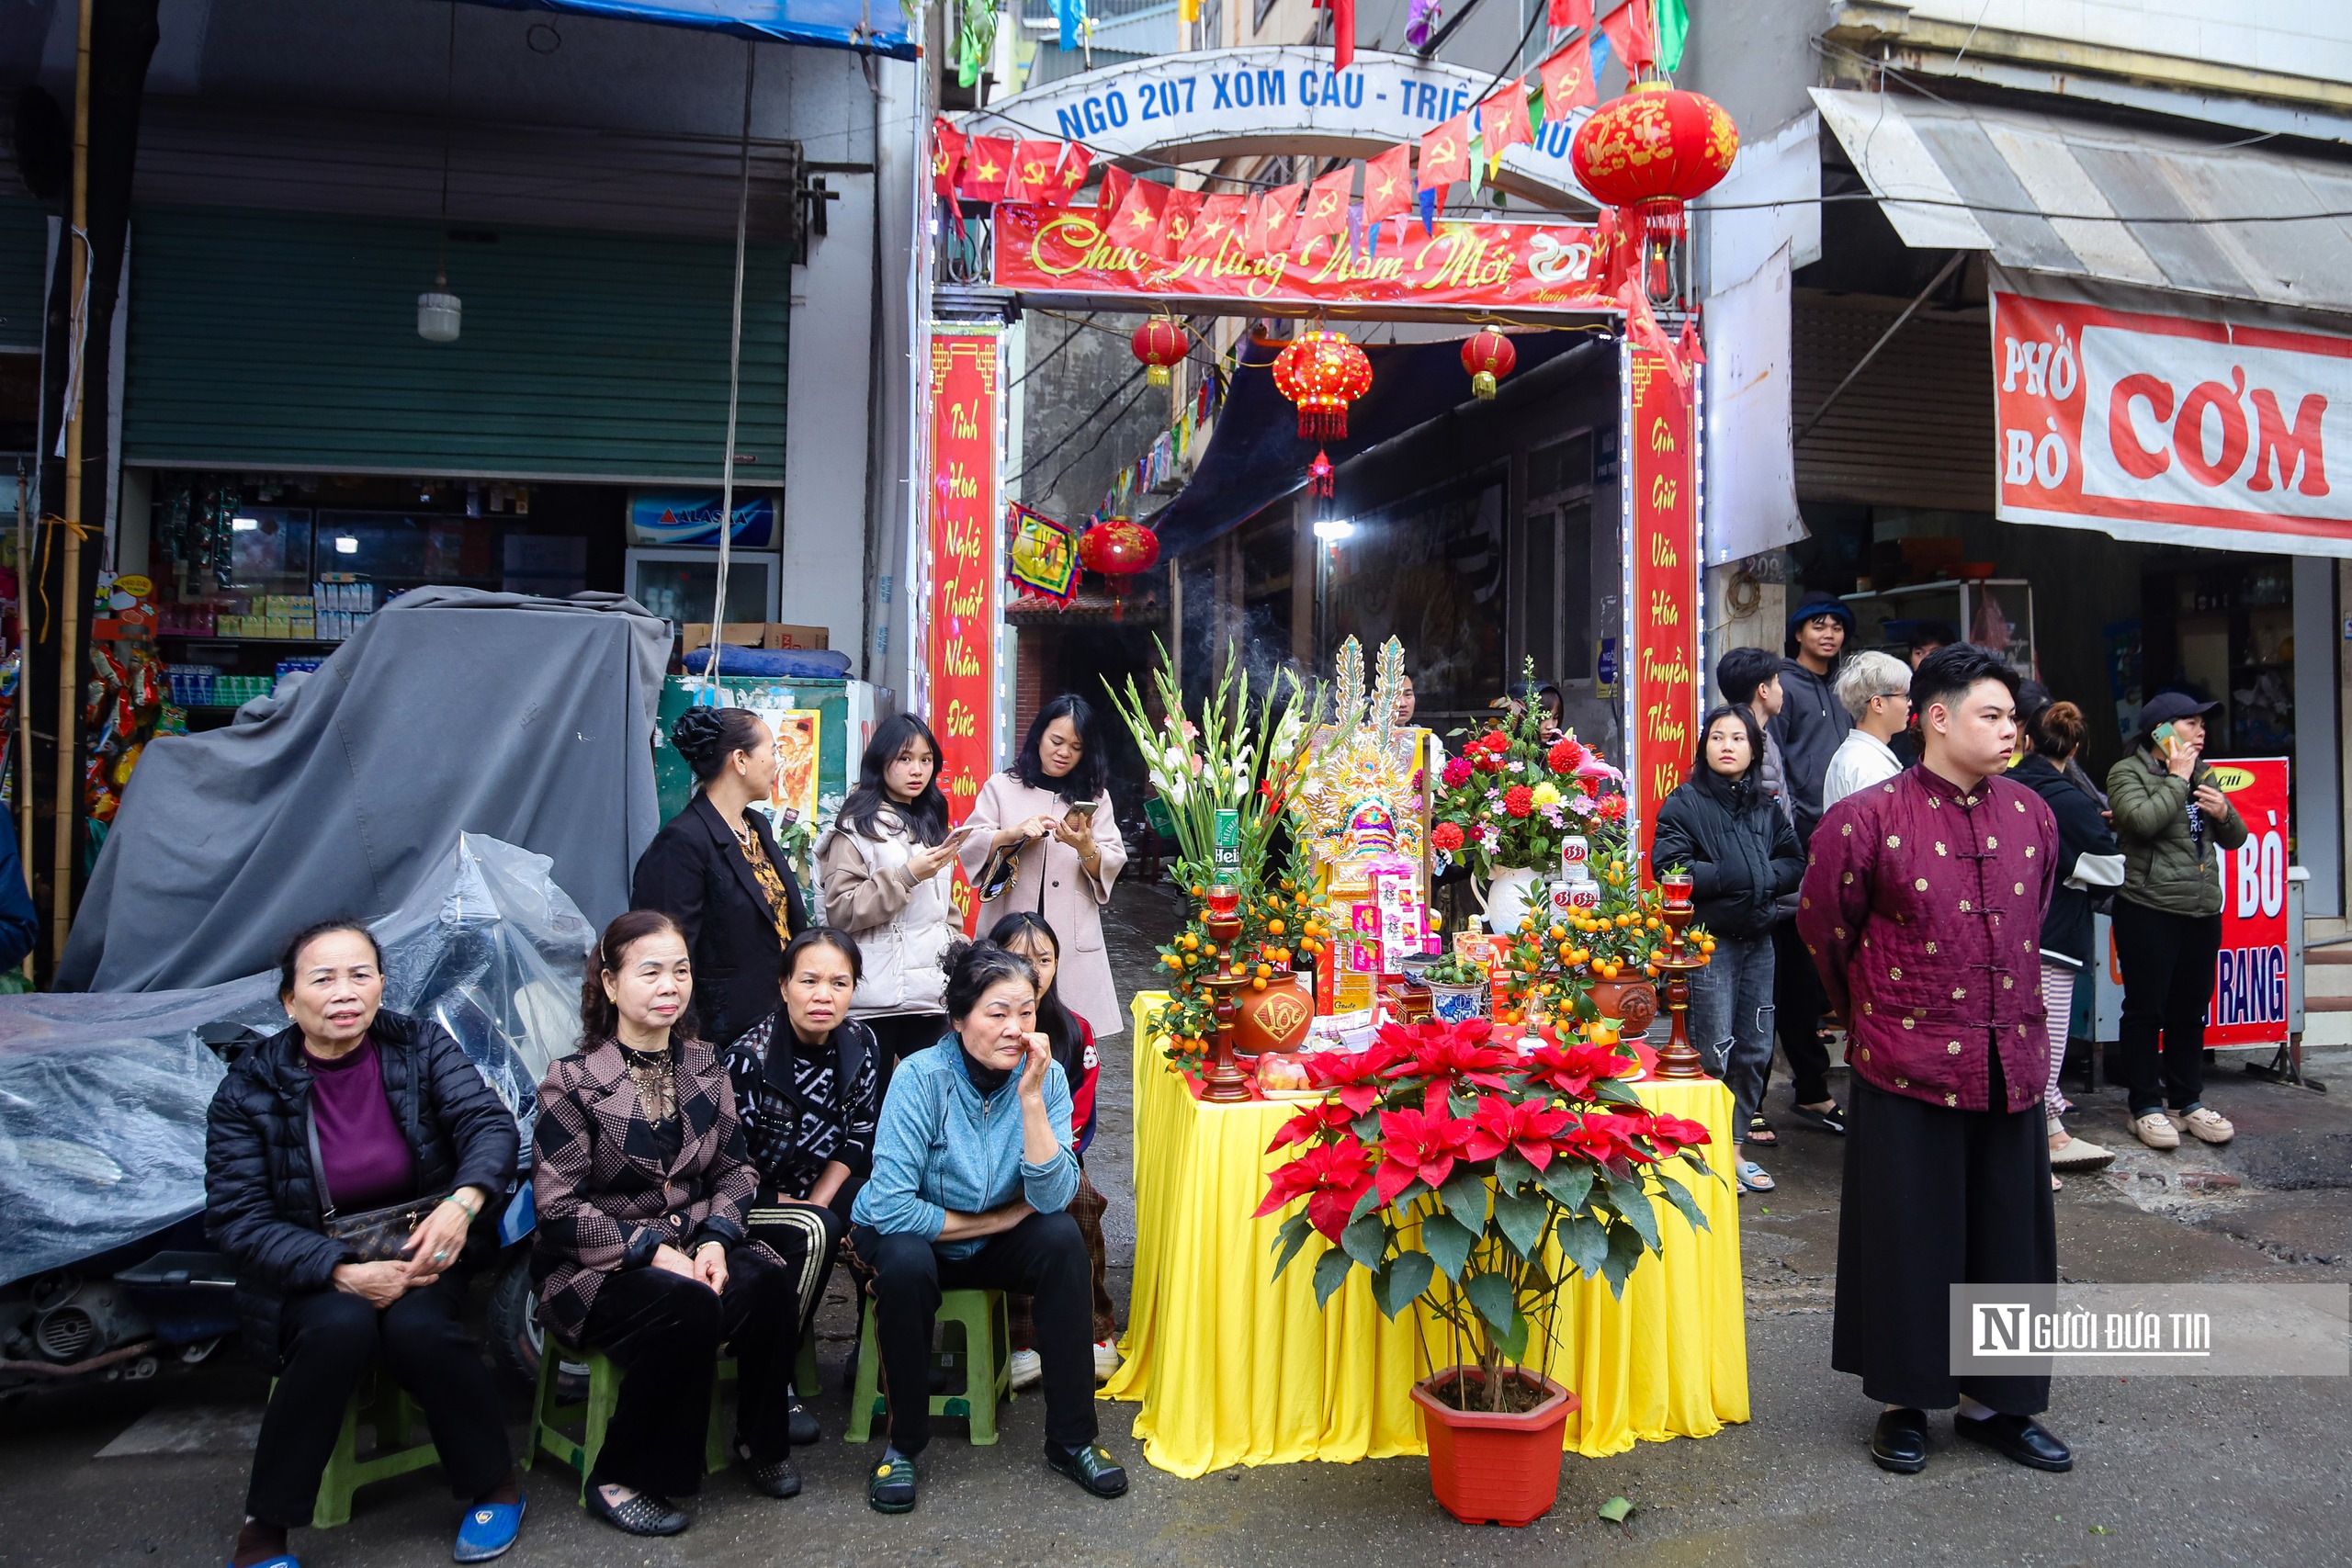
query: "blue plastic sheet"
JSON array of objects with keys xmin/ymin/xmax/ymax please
[{"xmin": 458, "ymin": 0, "xmax": 917, "ymax": 58}]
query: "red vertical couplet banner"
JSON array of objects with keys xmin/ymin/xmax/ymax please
[
  {"xmin": 2202, "ymin": 757, "xmax": 2291, "ymax": 1047},
  {"xmin": 927, "ymin": 329, "xmax": 1001, "ymax": 934},
  {"xmin": 1624, "ymin": 343, "xmax": 1700, "ymax": 864}
]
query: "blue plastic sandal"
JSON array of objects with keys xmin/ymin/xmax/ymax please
[
  {"xmin": 231, "ymin": 1557, "xmax": 300, "ymax": 1568},
  {"xmin": 453, "ymin": 1495, "xmax": 526, "ymax": 1563}
]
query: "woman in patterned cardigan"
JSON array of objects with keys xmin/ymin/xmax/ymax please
[{"xmin": 530, "ymin": 910, "xmax": 804, "ymax": 1537}]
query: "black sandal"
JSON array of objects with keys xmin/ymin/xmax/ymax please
[
  {"xmin": 1046, "ymin": 1442, "xmax": 1130, "ymax": 1499},
  {"xmin": 1746, "ymin": 1113, "xmax": 1778, "ymax": 1147},
  {"xmin": 587, "ymin": 1486, "xmax": 687, "ymax": 1537}
]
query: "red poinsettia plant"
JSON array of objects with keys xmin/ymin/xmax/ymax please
[{"xmin": 1257, "ymin": 1017, "xmax": 1714, "ymax": 1412}]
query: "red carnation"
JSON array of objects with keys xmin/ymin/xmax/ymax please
[
  {"xmin": 1504, "ymin": 784, "xmax": 1535, "ymax": 818},
  {"xmin": 1546, "ymin": 737, "xmax": 1588, "ymax": 774},
  {"xmin": 1431, "ymin": 820, "xmax": 1465, "ymax": 853},
  {"xmin": 1442, "ymin": 756, "xmax": 1474, "ymax": 788}
]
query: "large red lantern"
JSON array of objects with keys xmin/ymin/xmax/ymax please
[
  {"xmin": 1271, "ymin": 329, "xmax": 1374, "ymax": 441},
  {"xmin": 1460, "ymin": 328, "xmax": 1517, "ymax": 400},
  {"xmin": 1078, "ymin": 516, "xmax": 1160, "ymax": 619},
  {"xmin": 1131, "ymin": 316, "xmax": 1188, "ymax": 388},
  {"xmin": 1570, "ymin": 81, "xmax": 1738, "ymax": 265}
]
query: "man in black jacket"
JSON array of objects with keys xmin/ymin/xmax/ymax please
[{"xmin": 1764, "ymin": 595, "xmax": 1855, "ymax": 1138}]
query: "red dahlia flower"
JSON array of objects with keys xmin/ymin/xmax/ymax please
[
  {"xmin": 1442, "ymin": 756, "xmax": 1475, "ymax": 788},
  {"xmin": 1430, "ymin": 820, "xmax": 1466, "ymax": 853},
  {"xmin": 1594, "ymin": 794, "xmax": 1629, "ymax": 822},
  {"xmin": 1474, "ymin": 750, "xmax": 1506, "ymax": 774},
  {"xmin": 1254, "ymin": 1138, "xmax": 1377, "ymax": 1239},
  {"xmin": 1546, "ymin": 737, "xmax": 1589, "ymax": 774},
  {"xmin": 1504, "ymin": 784, "xmax": 1535, "ymax": 818}
]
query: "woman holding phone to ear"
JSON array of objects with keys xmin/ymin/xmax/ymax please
[
  {"xmin": 958, "ymin": 694, "xmax": 1127, "ymax": 1039},
  {"xmin": 818, "ymin": 714, "xmax": 967, "ymax": 1088}
]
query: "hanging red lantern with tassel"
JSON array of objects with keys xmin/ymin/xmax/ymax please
[
  {"xmin": 1570, "ymin": 81, "xmax": 1738, "ymax": 299},
  {"xmin": 1131, "ymin": 316, "xmax": 1188, "ymax": 388},
  {"xmin": 1306, "ymin": 449, "xmax": 1335, "ymax": 497},
  {"xmin": 1078, "ymin": 516, "xmax": 1160, "ymax": 620},
  {"xmin": 1272, "ymin": 329, "xmax": 1373, "ymax": 441},
  {"xmin": 1460, "ymin": 328, "xmax": 1517, "ymax": 400}
]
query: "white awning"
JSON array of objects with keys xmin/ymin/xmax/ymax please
[{"xmin": 1809, "ymin": 87, "xmax": 2352, "ymax": 322}]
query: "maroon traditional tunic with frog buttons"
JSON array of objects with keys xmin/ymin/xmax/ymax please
[{"xmin": 1797, "ymin": 764, "xmax": 2059, "ymax": 1113}]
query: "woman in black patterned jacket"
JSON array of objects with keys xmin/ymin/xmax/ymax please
[
  {"xmin": 720, "ymin": 926, "xmax": 879, "ymax": 1445},
  {"xmin": 530, "ymin": 910, "xmax": 804, "ymax": 1536}
]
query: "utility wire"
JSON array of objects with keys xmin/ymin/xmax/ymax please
[{"xmin": 1014, "ymin": 364, "xmax": 1150, "ymax": 481}]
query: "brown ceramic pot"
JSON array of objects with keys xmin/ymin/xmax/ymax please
[
  {"xmin": 1233, "ymin": 972, "xmax": 1314, "ymax": 1059},
  {"xmin": 1585, "ymin": 976, "xmax": 1657, "ymax": 1035}
]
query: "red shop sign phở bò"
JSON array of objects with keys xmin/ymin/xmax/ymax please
[
  {"xmin": 927, "ymin": 328, "xmax": 1001, "ymax": 934},
  {"xmin": 1991, "ymin": 278, "xmax": 2352, "ymax": 556},
  {"xmin": 991, "ymin": 202, "xmax": 1617, "ymax": 319}
]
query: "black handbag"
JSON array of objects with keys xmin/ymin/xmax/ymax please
[{"xmin": 306, "ymin": 1112, "xmax": 448, "ymax": 1265}]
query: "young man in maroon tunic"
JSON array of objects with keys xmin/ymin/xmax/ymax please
[{"xmin": 1798, "ymin": 644, "xmax": 2072, "ymax": 1475}]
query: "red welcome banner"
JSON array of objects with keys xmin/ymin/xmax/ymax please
[
  {"xmin": 991, "ymin": 202, "xmax": 1616, "ymax": 316},
  {"xmin": 927, "ymin": 328, "xmax": 1001, "ymax": 933},
  {"xmin": 1992, "ymin": 281, "xmax": 2352, "ymax": 556},
  {"xmin": 1624, "ymin": 343, "xmax": 1700, "ymax": 854}
]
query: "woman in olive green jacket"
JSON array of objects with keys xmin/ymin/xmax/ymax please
[{"xmin": 2105, "ymin": 695, "xmax": 2248, "ymax": 1151}]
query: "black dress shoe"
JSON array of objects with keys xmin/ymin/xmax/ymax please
[
  {"xmin": 1870, "ymin": 1407, "xmax": 1929, "ymax": 1473},
  {"xmin": 1956, "ymin": 1412, "xmax": 2074, "ymax": 1472},
  {"xmin": 787, "ymin": 1398, "xmax": 822, "ymax": 1448}
]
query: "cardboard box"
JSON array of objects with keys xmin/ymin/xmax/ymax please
[{"xmin": 683, "ymin": 622, "xmax": 830, "ymax": 651}]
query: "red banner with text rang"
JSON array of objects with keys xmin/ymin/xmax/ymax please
[
  {"xmin": 991, "ymin": 202, "xmax": 1616, "ymax": 316},
  {"xmin": 1625, "ymin": 344, "xmax": 1699, "ymax": 860},
  {"xmin": 928, "ymin": 330, "xmax": 1000, "ymax": 934}
]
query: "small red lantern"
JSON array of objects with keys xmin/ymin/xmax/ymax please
[
  {"xmin": 1078, "ymin": 516, "xmax": 1160, "ymax": 620},
  {"xmin": 1132, "ymin": 316, "xmax": 1188, "ymax": 388},
  {"xmin": 1272, "ymin": 329, "xmax": 1374, "ymax": 441},
  {"xmin": 1306, "ymin": 448, "xmax": 1335, "ymax": 498},
  {"xmin": 1460, "ymin": 328, "xmax": 1517, "ymax": 400}
]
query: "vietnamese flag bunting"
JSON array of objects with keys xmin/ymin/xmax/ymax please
[
  {"xmin": 1536, "ymin": 36, "xmax": 1598, "ymax": 129},
  {"xmin": 1479, "ymin": 77, "xmax": 1532, "ymax": 175},
  {"xmin": 1105, "ymin": 178, "xmax": 1168, "ymax": 252},
  {"xmin": 1187, "ymin": 191, "xmax": 1248, "ymax": 259},
  {"xmin": 961, "ymin": 136, "xmax": 1012, "ymax": 202},
  {"xmin": 1598, "ymin": 0, "xmax": 1657, "ymax": 74},
  {"xmin": 1052, "ymin": 143, "xmax": 1092, "ymax": 205},
  {"xmin": 1096, "ymin": 164, "xmax": 1133, "ymax": 216},
  {"xmin": 1295, "ymin": 166, "xmax": 1353, "ymax": 254},
  {"xmin": 1250, "ymin": 183, "xmax": 1303, "ymax": 256},
  {"xmin": 1362, "ymin": 143, "xmax": 1413, "ymax": 225},
  {"xmin": 931, "ymin": 118, "xmax": 967, "ymax": 199},
  {"xmin": 1159, "ymin": 186, "xmax": 1204, "ymax": 260}
]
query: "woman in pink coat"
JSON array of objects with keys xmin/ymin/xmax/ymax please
[{"xmin": 957, "ymin": 695, "xmax": 1127, "ymax": 1038}]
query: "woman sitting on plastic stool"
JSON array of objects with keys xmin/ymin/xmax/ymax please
[{"xmin": 850, "ymin": 940, "xmax": 1128, "ymax": 1514}]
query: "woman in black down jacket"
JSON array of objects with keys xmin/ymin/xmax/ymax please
[
  {"xmin": 1651, "ymin": 705, "xmax": 1804, "ymax": 1197},
  {"xmin": 633, "ymin": 706, "xmax": 810, "ymax": 1048},
  {"xmin": 204, "ymin": 920, "xmax": 522, "ymax": 1568}
]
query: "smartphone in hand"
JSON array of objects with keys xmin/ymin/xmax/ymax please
[{"xmin": 1064, "ymin": 799, "xmax": 1100, "ymax": 820}]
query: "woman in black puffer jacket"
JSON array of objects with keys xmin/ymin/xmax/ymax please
[
  {"xmin": 1652, "ymin": 704, "xmax": 1804, "ymax": 1195},
  {"xmin": 205, "ymin": 919, "xmax": 522, "ymax": 1568}
]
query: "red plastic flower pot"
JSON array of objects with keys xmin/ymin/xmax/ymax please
[{"xmin": 1410, "ymin": 1368, "xmax": 1578, "ymax": 1527}]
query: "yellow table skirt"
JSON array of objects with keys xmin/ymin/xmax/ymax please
[{"xmin": 1102, "ymin": 994, "xmax": 1748, "ymax": 1477}]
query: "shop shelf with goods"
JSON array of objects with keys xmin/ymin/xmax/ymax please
[{"xmin": 1840, "ymin": 577, "xmax": 2037, "ymax": 677}]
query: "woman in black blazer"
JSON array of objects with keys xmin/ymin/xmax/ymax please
[{"xmin": 633, "ymin": 707, "xmax": 808, "ymax": 1047}]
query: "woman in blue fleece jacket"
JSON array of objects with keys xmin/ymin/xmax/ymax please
[{"xmin": 850, "ymin": 941, "xmax": 1128, "ymax": 1514}]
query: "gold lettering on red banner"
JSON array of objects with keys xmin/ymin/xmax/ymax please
[
  {"xmin": 1628, "ymin": 345, "xmax": 1701, "ymax": 863},
  {"xmin": 927, "ymin": 332, "xmax": 1001, "ymax": 933}
]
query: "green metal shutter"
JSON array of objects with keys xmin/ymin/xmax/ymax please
[
  {"xmin": 123, "ymin": 206, "xmax": 788, "ymax": 482},
  {"xmin": 0, "ymin": 197, "xmax": 51, "ymax": 352}
]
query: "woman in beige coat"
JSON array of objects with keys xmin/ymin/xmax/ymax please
[
  {"xmin": 957, "ymin": 695, "xmax": 1127, "ymax": 1038},
  {"xmin": 816, "ymin": 714, "xmax": 968, "ymax": 1084}
]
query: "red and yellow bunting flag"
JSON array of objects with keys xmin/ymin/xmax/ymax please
[
  {"xmin": 1419, "ymin": 111, "xmax": 1470, "ymax": 192},
  {"xmin": 961, "ymin": 136, "xmax": 1012, "ymax": 202},
  {"xmin": 1105, "ymin": 178, "xmax": 1169, "ymax": 250},
  {"xmin": 1362, "ymin": 143, "xmax": 1413, "ymax": 224}
]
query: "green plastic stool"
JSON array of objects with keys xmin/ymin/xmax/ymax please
[
  {"xmin": 524, "ymin": 1343, "xmax": 737, "ymax": 1502},
  {"xmin": 294, "ymin": 1368, "xmax": 441, "ymax": 1529},
  {"xmin": 844, "ymin": 1288, "xmax": 1011, "ymax": 1446}
]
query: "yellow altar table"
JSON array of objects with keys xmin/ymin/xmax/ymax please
[{"xmin": 1101, "ymin": 995, "xmax": 1748, "ymax": 1477}]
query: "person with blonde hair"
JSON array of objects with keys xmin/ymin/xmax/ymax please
[{"xmin": 1822, "ymin": 650, "xmax": 1913, "ymax": 809}]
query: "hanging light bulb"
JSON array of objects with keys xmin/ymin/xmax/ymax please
[{"xmin": 418, "ymin": 270, "xmax": 462, "ymax": 343}]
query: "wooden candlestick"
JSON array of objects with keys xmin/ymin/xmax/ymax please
[
  {"xmin": 1652, "ymin": 898, "xmax": 1708, "ymax": 1079},
  {"xmin": 1198, "ymin": 909, "xmax": 1254, "ymax": 1103}
]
